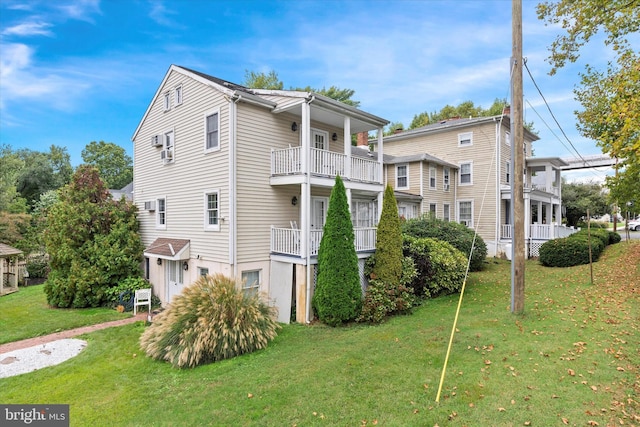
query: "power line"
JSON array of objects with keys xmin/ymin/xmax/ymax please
[{"xmin": 523, "ymin": 58, "xmax": 593, "ymax": 167}]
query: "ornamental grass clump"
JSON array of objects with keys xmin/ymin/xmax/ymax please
[{"xmin": 140, "ymin": 274, "xmax": 280, "ymax": 368}]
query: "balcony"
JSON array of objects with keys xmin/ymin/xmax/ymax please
[
  {"xmin": 271, "ymin": 146, "xmax": 380, "ymax": 184},
  {"xmin": 500, "ymin": 224, "xmax": 578, "ymax": 240},
  {"xmin": 271, "ymin": 226, "xmax": 376, "ymax": 257}
]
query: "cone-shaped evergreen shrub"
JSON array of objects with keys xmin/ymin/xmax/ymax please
[
  {"xmin": 312, "ymin": 176, "xmax": 362, "ymax": 326},
  {"xmin": 372, "ymin": 185, "xmax": 403, "ymax": 284},
  {"xmin": 140, "ymin": 274, "xmax": 280, "ymax": 368}
]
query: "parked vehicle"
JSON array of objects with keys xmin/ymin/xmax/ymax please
[{"xmin": 627, "ymin": 219, "xmax": 640, "ymax": 231}]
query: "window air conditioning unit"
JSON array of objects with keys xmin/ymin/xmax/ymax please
[
  {"xmin": 144, "ymin": 201, "xmax": 156, "ymax": 211},
  {"xmin": 151, "ymin": 135, "xmax": 162, "ymax": 147},
  {"xmin": 444, "ymin": 184, "xmax": 450, "ymax": 191},
  {"xmin": 161, "ymin": 149, "xmax": 173, "ymax": 160}
]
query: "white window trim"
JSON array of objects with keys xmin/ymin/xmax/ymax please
[
  {"xmin": 396, "ymin": 163, "xmax": 409, "ymax": 190},
  {"xmin": 198, "ymin": 267, "xmax": 209, "ymax": 278},
  {"xmin": 458, "ymin": 131, "xmax": 473, "ymax": 147},
  {"xmin": 459, "ymin": 160, "xmax": 473, "ymax": 186},
  {"xmin": 156, "ymin": 196, "xmax": 167, "ymax": 230},
  {"xmin": 241, "ymin": 269, "xmax": 261, "ymax": 296},
  {"xmin": 457, "ymin": 199, "xmax": 474, "ymax": 228},
  {"xmin": 429, "ymin": 164, "xmax": 437, "ymax": 189},
  {"xmin": 443, "ymin": 167, "xmax": 450, "ymax": 191},
  {"xmin": 311, "ymin": 128, "xmax": 329, "ymax": 151},
  {"xmin": 175, "ymin": 84, "xmax": 183, "ymax": 106},
  {"xmin": 203, "ymin": 108, "xmax": 221, "ymax": 153},
  {"xmin": 204, "ymin": 189, "xmax": 221, "ymax": 231},
  {"xmin": 163, "ymin": 91, "xmax": 171, "ymax": 111},
  {"xmin": 429, "ymin": 202, "xmax": 437, "ymax": 217},
  {"xmin": 163, "ymin": 128, "xmax": 175, "ymax": 164}
]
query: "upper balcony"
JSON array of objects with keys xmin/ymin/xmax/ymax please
[{"xmin": 271, "ymin": 146, "xmax": 381, "ymax": 185}]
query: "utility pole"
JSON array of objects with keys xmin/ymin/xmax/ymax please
[{"xmin": 510, "ymin": 0, "xmax": 525, "ymax": 313}]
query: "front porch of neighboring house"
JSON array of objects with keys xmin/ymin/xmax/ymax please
[{"xmin": 499, "ymin": 157, "xmax": 576, "ymax": 257}]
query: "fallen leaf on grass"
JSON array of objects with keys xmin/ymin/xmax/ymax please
[
  {"xmin": 590, "ymin": 385, "xmax": 598, "ymax": 392},
  {"xmin": 247, "ymin": 393, "xmax": 253, "ymax": 398},
  {"xmin": 498, "ymin": 407, "xmax": 506, "ymax": 412},
  {"xmin": 561, "ymin": 418, "xmax": 569, "ymax": 425},
  {"xmin": 568, "ymin": 369, "xmax": 575, "ymax": 376}
]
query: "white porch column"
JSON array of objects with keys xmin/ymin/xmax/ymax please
[
  {"xmin": 301, "ymin": 101, "xmax": 312, "ymax": 323},
  {"xmin": 344, "ymin": 117, "xmax": 351, "ymax": 179},
  {"xmin": 377, "ymin": 191, "xmax": 384, "ymax": 223},
  {"xmin": 537, "ymin": 201, "xmax": 542, "ymax": 223},
  {"xmin": 377, "ymin": 128, "xmax": 384, "ymax": 184},
  {"xmin": 545, "ymin": 165, "xmax": 553, "ymax": 192},
  {"xmin": 524, "ymin": 193, "xmax": 531, "ymax": 240}
]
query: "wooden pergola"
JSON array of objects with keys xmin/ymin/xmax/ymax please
[{"xmin": 0, "ymin": 243, "xmax": 23, "ymax": 296}]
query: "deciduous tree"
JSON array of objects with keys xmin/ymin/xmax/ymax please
[{"xmin": 81, "ymin": 141, "xmax": 133, "ymax": 190}]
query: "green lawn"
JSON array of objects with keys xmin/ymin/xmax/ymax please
[
  {"xmin": 0, "ymin": 284, "xmax": 130, "ymax": 344},
  {"xmin": 1, "ymin": 242, "xmax": 638, "ymax": 426}
]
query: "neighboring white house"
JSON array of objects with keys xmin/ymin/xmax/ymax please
[
  {"xmin": 132, "ymin": 65, "xmax": 390, "ymax": 324},
  {"xmin": 377, "ymin": 115, "xmax": 570, "ymax": 257}
]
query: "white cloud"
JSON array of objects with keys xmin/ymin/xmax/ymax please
[
  {"xmin": 148, "ymin": 0, "xmax": 184, "ymax": 29},
  {"xmin": 56, "ymin": 0, "xmax": 101, "ymax": 23},
  {"xmin": 2, "ymin": 21, "xmax": 54, "ymax": 37}
]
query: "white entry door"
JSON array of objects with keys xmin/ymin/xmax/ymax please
[{"xmin": 166, "ymin": 260, "xmax": 184, "ymax": 302}]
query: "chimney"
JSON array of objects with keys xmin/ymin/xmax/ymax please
[
  {"xmin": 357, "ymin": 132, "xmax": 369, "ymax": 147},
  {"xmin": 502, "ymin": 106, "xmax": 511, "ymax": 116}
]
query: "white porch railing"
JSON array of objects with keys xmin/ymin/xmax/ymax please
[
  {"xmin": 271, "ymin": 146, "xmax": 380, "ymax": 184},
  {"xmin": 311, "ymin": 148, "xmax": 345, "ymax": 177},
  {"xmin": 532, "ymin": 184, "xmax": 560, "ymax": 196},
  {"xmin": 271, "ymin": 226, "xmax": 376, "ymax": 257},
  {"xmin": 500, "ymin": 224, "xmax": 578, "ymax": 240},
  {"xmin": 351, "ymin": 156, "xmax": 380, "ymax": 182},
  {"xmin": 271, "ymin": 146, "xmax": 302, "ymax": 175}
]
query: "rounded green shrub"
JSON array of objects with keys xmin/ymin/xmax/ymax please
[
  {"xmin": 403, "ymin": 235, "xmax": 467, "ymax": 298},
  {"xmin": 402, "ymin": 215, "xmax": 487, "ymax": 271},
  {"xmin": 609, "ymin": 231, "xmax": 622, "ymax": 244},
  {"xmin": 140, "ymin": 274, "xmax": 280, "ymax": 368},
  {"xmin": 539, "ymin": 233, "xmax": 605, "ymax": 267}
]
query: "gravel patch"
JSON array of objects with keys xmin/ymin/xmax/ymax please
[{"xmin": 0, "ymin": 339, "xmax": 87, "ymax": 379}]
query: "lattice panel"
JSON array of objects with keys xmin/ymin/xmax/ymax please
[{"xmin": 529, "ymin": 241, "xmax": 544, "ymax": 258}]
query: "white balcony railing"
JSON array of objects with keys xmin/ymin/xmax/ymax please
[
  {"xmin": 532, "ymin": 184, "xmax": 560, "ymax": 196},
  {"xmin": 271, "ymin": 226, "xmax": 377, "ymax": 257},
  {"xmin": 500, "ymin": 224, "xmax": 578, "ymax": 240},
  {"xmin": 271, "ymin": 146, "xmax": 379, "ymax": 184}
]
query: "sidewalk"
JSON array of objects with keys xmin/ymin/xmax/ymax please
[{"xmin": 0, "ymin": 313, "xmax": 150, "ymax": 355}]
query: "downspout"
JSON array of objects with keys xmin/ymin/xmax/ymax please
[{"xmin": 229, "ymin": 94, "xmax": 240, "ymax": 280}]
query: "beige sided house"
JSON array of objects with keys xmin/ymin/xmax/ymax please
[
  {"xmin": 378, "ymin": 115, "xmax": 570, "ymax": 257},
  {"xmin": 132, "ymin": 65, "xmax": 389, "ymax": 324}
]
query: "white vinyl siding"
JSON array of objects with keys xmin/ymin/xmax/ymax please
[
  {"xmin": 460, "ymin": 161, "xmax": 472, "ymax": 185},
  {"xmin": 396, "ymin": 164, "xmax": 408, "ymax": 189},
  {"xmin": 204, "ymin": 109, "xmax": 220, "ymax": 152},
  {"xmin": 204, "ymin": 190, "xmax": 220, "ymax": 231}
]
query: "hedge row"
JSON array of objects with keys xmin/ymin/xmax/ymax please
[{"xmin": 539, "ymin": 228, "xmax": 620, "ymax": 267}]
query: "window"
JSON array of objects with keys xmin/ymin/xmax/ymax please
[
  {"xmin": 204, "ymin": 110, "xmax": 219, "ymax": 152},
  {"xmin": 204, "ymin": 190, "xmax": 220, "ymax": 231},
  {"xmin": 175, "ymin": 85, "xmax": 183, "ymax": 105},
  {"xmin": 460, "ymin": 162, "xmax": 472, "ymax": 185},
  {"xmin": 163, "ymin": 130, "xmax": 174, "ymax": 163},
  {"xmin": 241, "ymin": 270, "xmax": 261, "ymax": 297},
  {"xmin": 429, "ymin": 203, "xmax": 437, "ymax": 217},
  {"xmin": 429, "ymin": 165, "xmax": 436, "ymax": 189},
  {"xmin": 163, "ymin": 92, "xmax": 170, "ymax": 111},
  {"xmin": 458, "ymin": 200, "xmax": 473, "ymax": 227},
  {"xmin": 506, "ymin": 161, "xmax": 511, "ymax": 184},
  {"xmin": 443, "ymin": 204, "xmax": 450, "ymax": 222},
  {"xmin": 458, "ymin": 131, "xmax": 472, "ymax": 146},
  {"xmin": 396, "ymin": 164, "xmax": 408, "ymax": 189},
  {"xmin": 443, "ymin": 167, "xmax": 450, "ymax": 191},
  {"xmin": 398, "ymin": 206, "xmax": 406, "ymax": 218},
  {"xmin": 198, "ymin": 267, "xmax": 209, "ymax": 278},
  {"xmin": 351, "ymin": 200, "xmax": 378, "ymax": 228},
  {"xmin": 505, "ymin": 131, "xmax": 511, "ymax": 146},
  {"xmin": 156, "ymin": 198, "xmax": 166, "ymax": 228}
]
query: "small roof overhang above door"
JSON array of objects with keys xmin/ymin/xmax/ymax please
[{"xmin": 144, "ymin": 238, "xmax": 190, "ymax": 261}]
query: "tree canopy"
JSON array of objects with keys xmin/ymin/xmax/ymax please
[
  {"xmin": 561, "ymin": 181, "xmax": 611, "ymax": 227},
  {"xmin": 81, "ymin": 141, "xmax": 133, "ymax": 190},
  {"xmin": 242, "ymin": 70, "xmax": 360, "ymax": 107},
  {"xmin": 537, "ymin": 0, "xmax": 640, "ymax": 211},
  {"xmin": 408, "ymin": 98, "xmax": 509, "ymax": 129}
]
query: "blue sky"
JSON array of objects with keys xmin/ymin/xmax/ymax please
[{"xmin": 0, "ymin": 0, "xmax": 622, "ymax": 182}]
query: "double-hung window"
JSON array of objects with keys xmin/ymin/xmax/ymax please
[
  {"xmin": 429, "ymin": 203, "xmax": 437, "ymax": 217},
  {"xmin": 443, "ymin": 204, "xmax": 450, "ymax": 222},
  {"xmin": 458, "ymin": 200, "xmax": 473, "ymax": 227},
  {"xmin": 175, "ymin": 85, "xmax": 183, "ymax": 106},
  {"xmin": 458, "ymin": 131, "xmax": 472, "ymax": 146},
  {"xmin": 204, "ymin": 109, "xmax": 220, "ymax": 152},
  {"xmin": 156, "ymin": 198, "xmax": 166, "ymax": 229},
  {"xmin": 429, "ymin": 165, "xmax": 436, "ymax": 189},
  {"xmin": 204, "ymin": 190, "xmax": 220, "ymax": 231},
  {"xmin": 443, "ymin": 167, "xmax": 450, "ymax": 191},
  {"xmin": 241, "ymin": 270, "xmax": 261, "ymax": 297},
  {"xmin": 460, "ymin": 162, "xmax": 472, "ymax": 185},
  {"xmin": 396, "ymin": 164, "xmax": 408, "ymax": 189},
  {"xmin": 163, "ymin": 92, "xmax": 170, "ymax": 111}
]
